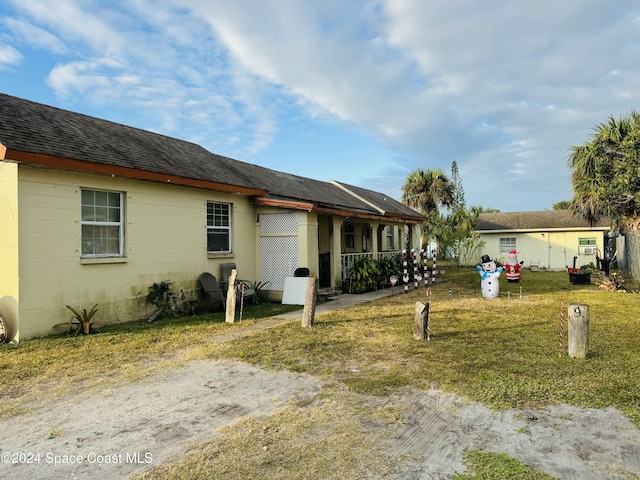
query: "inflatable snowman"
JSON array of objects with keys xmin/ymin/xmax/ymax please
[
  {"xmin": 504, "ymin": 250, "xmax": 523, "ymax": 283},
  {"xmin": 476, "ymin": 254, "xmax": 503, "ymax": 298}
]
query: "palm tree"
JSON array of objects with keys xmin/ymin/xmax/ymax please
[
  {"xmin": 568, "ymin": 111, "xmax": 640, "ymax": 231},
  {"xmin": 401, "ymin": 169, "xmax": 454, "ymax": 215},
  {"xmin": 402, "ymin": 169, "xmax": 454, "ymax": 249},
  {"xmin": 552, "ymin": 200, "xmax": 571, "ymax": 210}
]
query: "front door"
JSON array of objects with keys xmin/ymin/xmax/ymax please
[
  {"xmin": 319, "ymin": 252, "xmax": 331, "ymax": 288},
  {"xmin": 548, "ymin": 232, "xmax": 567, "ymax": 270}
]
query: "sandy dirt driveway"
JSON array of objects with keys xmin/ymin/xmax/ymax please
[
  {"xmin": 0, "ymin": 356, "xmax": 639, "ymax": 479},
  {"xmin": 0, "ymin": 360, "xmax": 322, "ymax": 480}
]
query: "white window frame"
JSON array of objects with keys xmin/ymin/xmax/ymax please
[
  {"xmin": 499, "ymin": 237, "xmax": 516, "ymax": 255},
  {"xmin": 578, "ymin": 237, "xmax": 597, "ymax": 255},
  {"xmin": 578, "ymin": 237, "xmax": 597, "ymax": 247},
  {"xmin": 207, "ymin": 202, "xmax": 232, "ymax": 253},
  {"xmin": 81, "ymin": 189, "xmax": 124, "ymax": 258}
]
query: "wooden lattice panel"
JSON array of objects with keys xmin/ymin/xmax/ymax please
[
  {"xmin": 259, "ymin": 213, "xmax": 299, "ymax": 290},
  {"xmin": 260, "ymin": 212, "xmax": 298, "ymax": 234}
]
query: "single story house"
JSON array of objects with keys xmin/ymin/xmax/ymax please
[
  {"xmin": 473, "ymin": 210, "xmax": 611, "ymax": 270},
  {"xmin": 0, "ymin": 93, "xmax": 424, "ymax": 341}
]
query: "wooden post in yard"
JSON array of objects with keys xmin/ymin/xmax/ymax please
[
  {"xmin": 414, "ymin": 302, "xmax": 428, "ymax": 340},
  {"xmin": 302, "ymin": 277, "xmax": 318, "ymax": 328},
  {"xmin": 568, "ymin": 303, "xmax": 589, "ymax": 359},
  {"xmin": 225, "ymin": 269, "xmax": 237, "ymax": 324}
]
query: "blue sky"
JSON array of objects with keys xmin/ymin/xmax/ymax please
[{"xmin": 2, "ymin": 1, "xmax": 639, "ymax": 212}]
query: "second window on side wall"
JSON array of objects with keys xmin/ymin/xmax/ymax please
[
  {"xmin": 207, "ymin": 202, "xmax": 231, "ymax": 253},
  {"xmin": 81, "ymin": 189, "xmax": 124, "ymax": 257}
]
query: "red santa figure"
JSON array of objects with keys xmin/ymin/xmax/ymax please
[{"xmin": 504, "ymin": 250, "xmax": 523, "ymax": 283}]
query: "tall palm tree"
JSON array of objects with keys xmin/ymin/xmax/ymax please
[
  {"xmin": 401, "ymin": 168, "xmax": 454, "ymax": 216},
  {"xmin": 402, "ymin": 169, "xmax": 454, "ymax": 249}
]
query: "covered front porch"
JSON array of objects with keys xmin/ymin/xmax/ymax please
[
  {"xmin": 318, "ymin": 215, "xmax": 420, "ymax": 288},
  {"xmin": 253, "ymin": 187, "xmax": 424, "ymax": 297}
]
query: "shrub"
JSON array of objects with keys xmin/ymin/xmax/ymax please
[
  {"xmin": 66, "ymin": 304, "xmax": 99, "ymax": 335},
  {"xmin": 146, "ymin": 281, "xmax": 192, "ymax": 318},
  {"xmin": 345, "ymin": 254, "xmax": 406, "ymax": 294},
  {"xmin": 375, "ymin": 254, "xmax": 403, "ymax": 289},
  {"xmin": 346, "ymin": 257, "xmax": 380, "ymax": 294}
]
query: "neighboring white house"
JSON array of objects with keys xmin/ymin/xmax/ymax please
[
  {"xmin": 0, "ymin": 93, "xmax": 424, "ymax": 341},
  {"xmin": 473, "ymin": 210, "xmax": 611, "ymax": 270}
]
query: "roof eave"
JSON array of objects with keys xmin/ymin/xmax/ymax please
[
  {"xmin": 3, "ymin": 149, "xmax": 268, "ymax": 196},
  {"xmin": 475, "ymin": 226, "xmax": 611, "ymax": 234},
  {"xmin": 252, "ymin": 196, "xmax": 424, "ymax": 224},
  {"xmin": 252, "ymin": 196, "xmax": 316, "ymax": 211}
]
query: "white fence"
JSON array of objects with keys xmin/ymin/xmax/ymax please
[{"xmin": 340, "ymin": 251, "xmax": 401, "ymax": 279}]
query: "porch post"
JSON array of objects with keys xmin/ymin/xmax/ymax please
[
  {"xmin": 411, "ymin": 224, "xmax": 419, "ymax": 250},
  {"xmin": 371, "ymin": 221, "xmax": 379, "ymax": 258},
  {"xmin": 298, "ymin": 212, "xmax": 319, "ymax": 277},
  {"xmin": 407, "ymin": 223, "xmax": 420, "ymax": 251},
  {"xmin": 331, "ymin": 217, "xmax": 343, "ymax": 288}
]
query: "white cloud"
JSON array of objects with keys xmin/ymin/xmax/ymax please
[
  {"xmin": 6, "ymin": 0, "xmax": 126, "ymax": 55},
  {"xmin": 4, "ymin": 0, "xmax": 279, "ymax": 158},
  {"xmin": 46, "ymin": 59, "xmax": 139, "ymax": 97},
  {"xmin": 4, "ymin": 0, "xmax": 640, "ymax": 210},
  {"xmin": 181, "ymin": 1, "xmax": 422, "ymax": 133},
  {"xmin": 3, "ymin": 17, "xmax": 68, "ymax": 54},
  {"xmin": 0, "ymin": 44, "xmax": 22, "ymax": 69}
]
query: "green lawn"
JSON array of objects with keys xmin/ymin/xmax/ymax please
[
  {"xmin": 210, "ymin": 265, "xmax": 640, "ymax": 425},
  {"xmin": 1, "ymin": 264, "xmax": 639, "ymax": 479},
  {"xmin": 2, "ymin": 264, "xmax": 638, "ymax": 423}
]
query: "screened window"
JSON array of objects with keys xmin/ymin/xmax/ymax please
[
  {"xmin": 81, "ymin": 189, "xmax": 123, "ymax": 257},
  {"xmin": 207, "ymin": 202, "xmax": 231, "ymax": 253},
  {"xmin": 499, "ymin": 237, "xmax": 516, "ymax": 254},
  {"xmin": 345, "ymin": 222, "xmax": 355, "ymax": 249}
]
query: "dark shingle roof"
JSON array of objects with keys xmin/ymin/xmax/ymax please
[
  {"xmin": 244, "ymin": 166, "xmax": 382, "ymax": 214},
  {"xmin": 475, "ymin": 210, "xmax": 610, "ymax": 231},
  {"xmin": 331, "ymin": 181, "xmax": 421, "ymax": 219},
  {"xmin": 0, "ymin": 93, "xmax": 261, "ymax": 189},
  {"xmin": 0, "ymin": 93, "xmax": 423, "ymax": 222}
]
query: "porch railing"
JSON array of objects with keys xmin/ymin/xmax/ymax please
[{"xmin": 340, "ymin": 251, "xmax": 402, "ymax": 280}]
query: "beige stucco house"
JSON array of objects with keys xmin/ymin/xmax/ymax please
[
  {"xmin": 0, "ymin": 93, "xmax": 424, "ymax": 342},
  {"xmin": 473, "ymin": 210, "xmax": 611, "ymax": 270}
]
